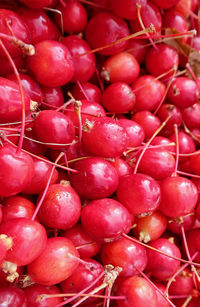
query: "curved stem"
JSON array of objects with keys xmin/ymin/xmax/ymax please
[{"xmin": 0, "ymin": 39, "xmax": 25, "ymax": 153}]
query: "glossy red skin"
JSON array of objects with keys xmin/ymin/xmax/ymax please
[
  {"xmin": 109, "ymin": 0, "xmax": 147, "ymax": 20},
  {"xmin": 145, "ymin": 43, "xmax": 179, "ymax": 78},
  {"xmin": 117, "ymin": 173, "xmax": 161, "ymax": 216},
  {"xmin": 0, "ymin": 144, "xmax": 34, "ymax": 197},
  {"xmin": 81, "ymin": 198, "xmax": 132, "ymax": 243},
  {"xmin": 26, "ymin": 40, "xmax": 74, "ymax": 87},
  {"xmin": 159, "ymin": 177, "xmax": 198, "ymax": 218},
  {"xmin": 132, "ymin": 75, "xmax": 166, "ymax": 112},
  {"xmin": 24, "ymin": 284, "xmax": 63, "ymax": 307},
  {"xmin": 33, "ymin": 110, "xmax": 75, "ymax": 150},
  {"xmin": 168, "ymin": 77, "xmax": 199, "ymax": 109},
  {"xmin": 37, "ymin": 183, "xmax": 81, "ymax": 230},
  {"xmin": 19, "ymin": 0, "xmax": 54, "ymax": 8},
  {"xmin": 182, "ymin": 104, "xmax": 200, "ymax": 129},
  {"xmin": 169, "ymin": 129, "xmax": 196, "ymax": 162},
  {"xmin": 82, "ymin": 117, "xmax": 129, "ymax": 158},
  {"xmin": 137, "ymin": 148, "xmax": 175, "ymax": 180},
  {"xmin": 131, "ymin": 111, "xmax": 161, "ymax": 140},
  {"xmin": 192, "ymin": 36, "xmax": 200, "ymax": 50},
  {"xmin": 55, "ymin": 0, "xmax": 87, "ymax": 33},
  {"xmin": 185, "ymin": 229, "xmax": 200, "ymax": 263},
  {"xmin": 167, "ymin": 213, "xmax": 196, "ymax": 234},
  {"xmin": 22, "ymin": 156, "xmax": 58, "ymax": 194},
  {"xmin": 0, "ymin": 286, "xmax": 27, "ymax": 307},
  {"xmin": 0, "ymin": 77, "xmax": 31, "ymax": 123},
  {"xmin": 0, "ymin": 218, "xmax": 47, "ymax": 266},
  {"xmin": 110, "ymin": 157, "xmax": 133, "ymax": 177},
  {"xmin": 126, "ymin": 39, "xmax": 148, "ymax": 64},
  {"xmin": 62, "ymin": 35, "xmax": 96, "ymax": 82},
  {"xmin": 162, "ymin": 9, "xmax": 188, "ymax": 42},
  {"xmin": 70, "ymin": 157, "xmax": 119, "ymax": 199},
  {"xmin": 28, "ymin": 237, "xmax": 79, "ymax": 285},
  {"xmin": 152, "ymin": 0, "xmax": 180, "ymax": 9},
  {"xmin": 65, "ymin": 99, "xmax": 106, "ymax": 134},
  {"xmin": 41, "ymin": 86, "xmax": 64, "ymax": 109},
  {"xmin": 64, "ymin": 224, "xmax": 101, "ymax": 258},
  {"xmin": 174, "ymin": 0, "xmax": 192, "ymax": 17},
  {"xmin": 168, "ymin": 268, "xmax": 194, "ymax": 295},
  {"xmin": 157, "ymin": 103, "xmax": 182, "ymax": 137},
  {"xmin": 130, "ymin": 1, "xmax": 162, "ymax": 36},
  {"xmin": 0, "ymin": 9, "xmax": 30, "ymax": 59},
  {"xmin": 85, "ymin": 12, "xmax": 130, "ymax": 55},
  {"xmin": 102, "ymin": 52, "xmax": 140, "ymax": 84},
  {"xmin": 2, "ymin": 196, "xmax": 35, "ymax": 221},
  {"xmin": 189, "ymin": 154, "xmax": 200, "ymax": 176},
  {"xmin": 0, "ymin": 54, "xmax": 24, "ymax": 77},
  {"xmin": 60, "ymin": 259, "xmax": 104, "ymax": 304},
  {"xmin": 133, "ymin": 211, "xmax": 168, "ymax": 243},
  {"xmin": 118, "ymin": 119, "xmax": 145, "ymax": 147},
  {"xmin": 102, "ymin": 82, "xmax": 135, "ymax": 113},
  {"xmin": 101, "ymin": 237, "xmax": 147, "ymax": 277},
  {"xmin": 71, "ymin": 82, "xmax": 102, "ymax": 103},
  {"xmin": 116, "ymin": 276, "xmax": 157, "ymax": 307},
  {"xmin": 17, "ymin": 7, "xmax": 60, "ymax": 45},
  {"xmin": 7, "ymin": 72, "xmax": 43, "ymax": 105},
  {"xmin": 145, "ymin": 238, "xmax": 181, "ymax": 280}
]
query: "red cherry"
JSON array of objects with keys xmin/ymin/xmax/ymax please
[
  {"xmin": 117, "ymin": 173, "xmax": 161, "ymax": 216},
  {"xmin": 26, "ymin": 40, "xmax": 74, "ymax": 87},
  {"xmin": 0, "ymin": 144, "xmax": 34, "ymax": 197},
  {"xmin": 0, "ymin": 218, "xmax": 47, "ymax": 266},
  {"xmin": 37, "ymin": 182, "xmax": 81, "ymax": 230},
  {"xmin": 28, "ymin": 237, "xmax": 80, "ymax": 285},
  {"xmin": 85, "ymin": 12, "xmax": 130, "ymax": 55},
  {"xmin": 33, "ymin": 110, "xmax": 75, "ymax": 150},
  {"xmin": 81, "ymin": 198, "xmax": 132, "ymax": 243},
  {"xmin": 159, "ymin": 177, "xmax": 198, "ymax": 218}
]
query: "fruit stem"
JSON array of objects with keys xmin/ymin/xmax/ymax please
[
  {"xmin": 78, "ymin": 28, "xmax": 153, "ymax": 56},
  {"xmin": 173, "ymin": 124, "xmax": 179, "ymax": 177},
  {"xmin": 136, "ymin": 3, "xmax": 158, "ymax": 50},
  {"xmin": 31, "ymin": 152, "xmax": 64, "ymax": 221},
  {"xmin": 153, "ymin": 67, "xmax": 177, "ymax": 115},
  {"xmin": 0, "ymin": 39, "xmax": 26, "ymax": 153},
  {"xmin": 165, "ymin": 251, "xmax": 198, "ymax": 295},
  {"xmin": 54, "ymin": 271, "xmax": 105, "ymax": 307},
  {"xmin": 0, "ymin": 32, "xmax": 35, "ymax": 55},
  {"xmin": 76, "ymin": 80, "xmax": 90, "ymax": 101},
  {"xmin": 122, "ymin": 233, "xmax": 200, "ymax": 267},
  {"xmin": 44, "ymin": 7, "xmax": 64, "ymax": 35},
  {"xmin": 134, "ymin": 265, "xmax": 175, "ymax": 307},
  {"xmin": 186, "ymin": 63, "xmax": 200, "ymax": 92},
  {"xmin": 181, "ymin": 225, "xmax": 200, "ymax": 289},
  {"xmin": 79, "ymin": 0, "xmax": 108, "ymax": 9}
]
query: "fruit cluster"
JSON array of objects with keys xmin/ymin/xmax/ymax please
[{"xmin": 0, "ymin": 0, "xmax": 199, "ymax": 306}]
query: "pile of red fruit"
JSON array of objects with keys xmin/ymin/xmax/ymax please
[{"xmin": 0, "ymin": 0, "xmax": 200, "ymax": 306}]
